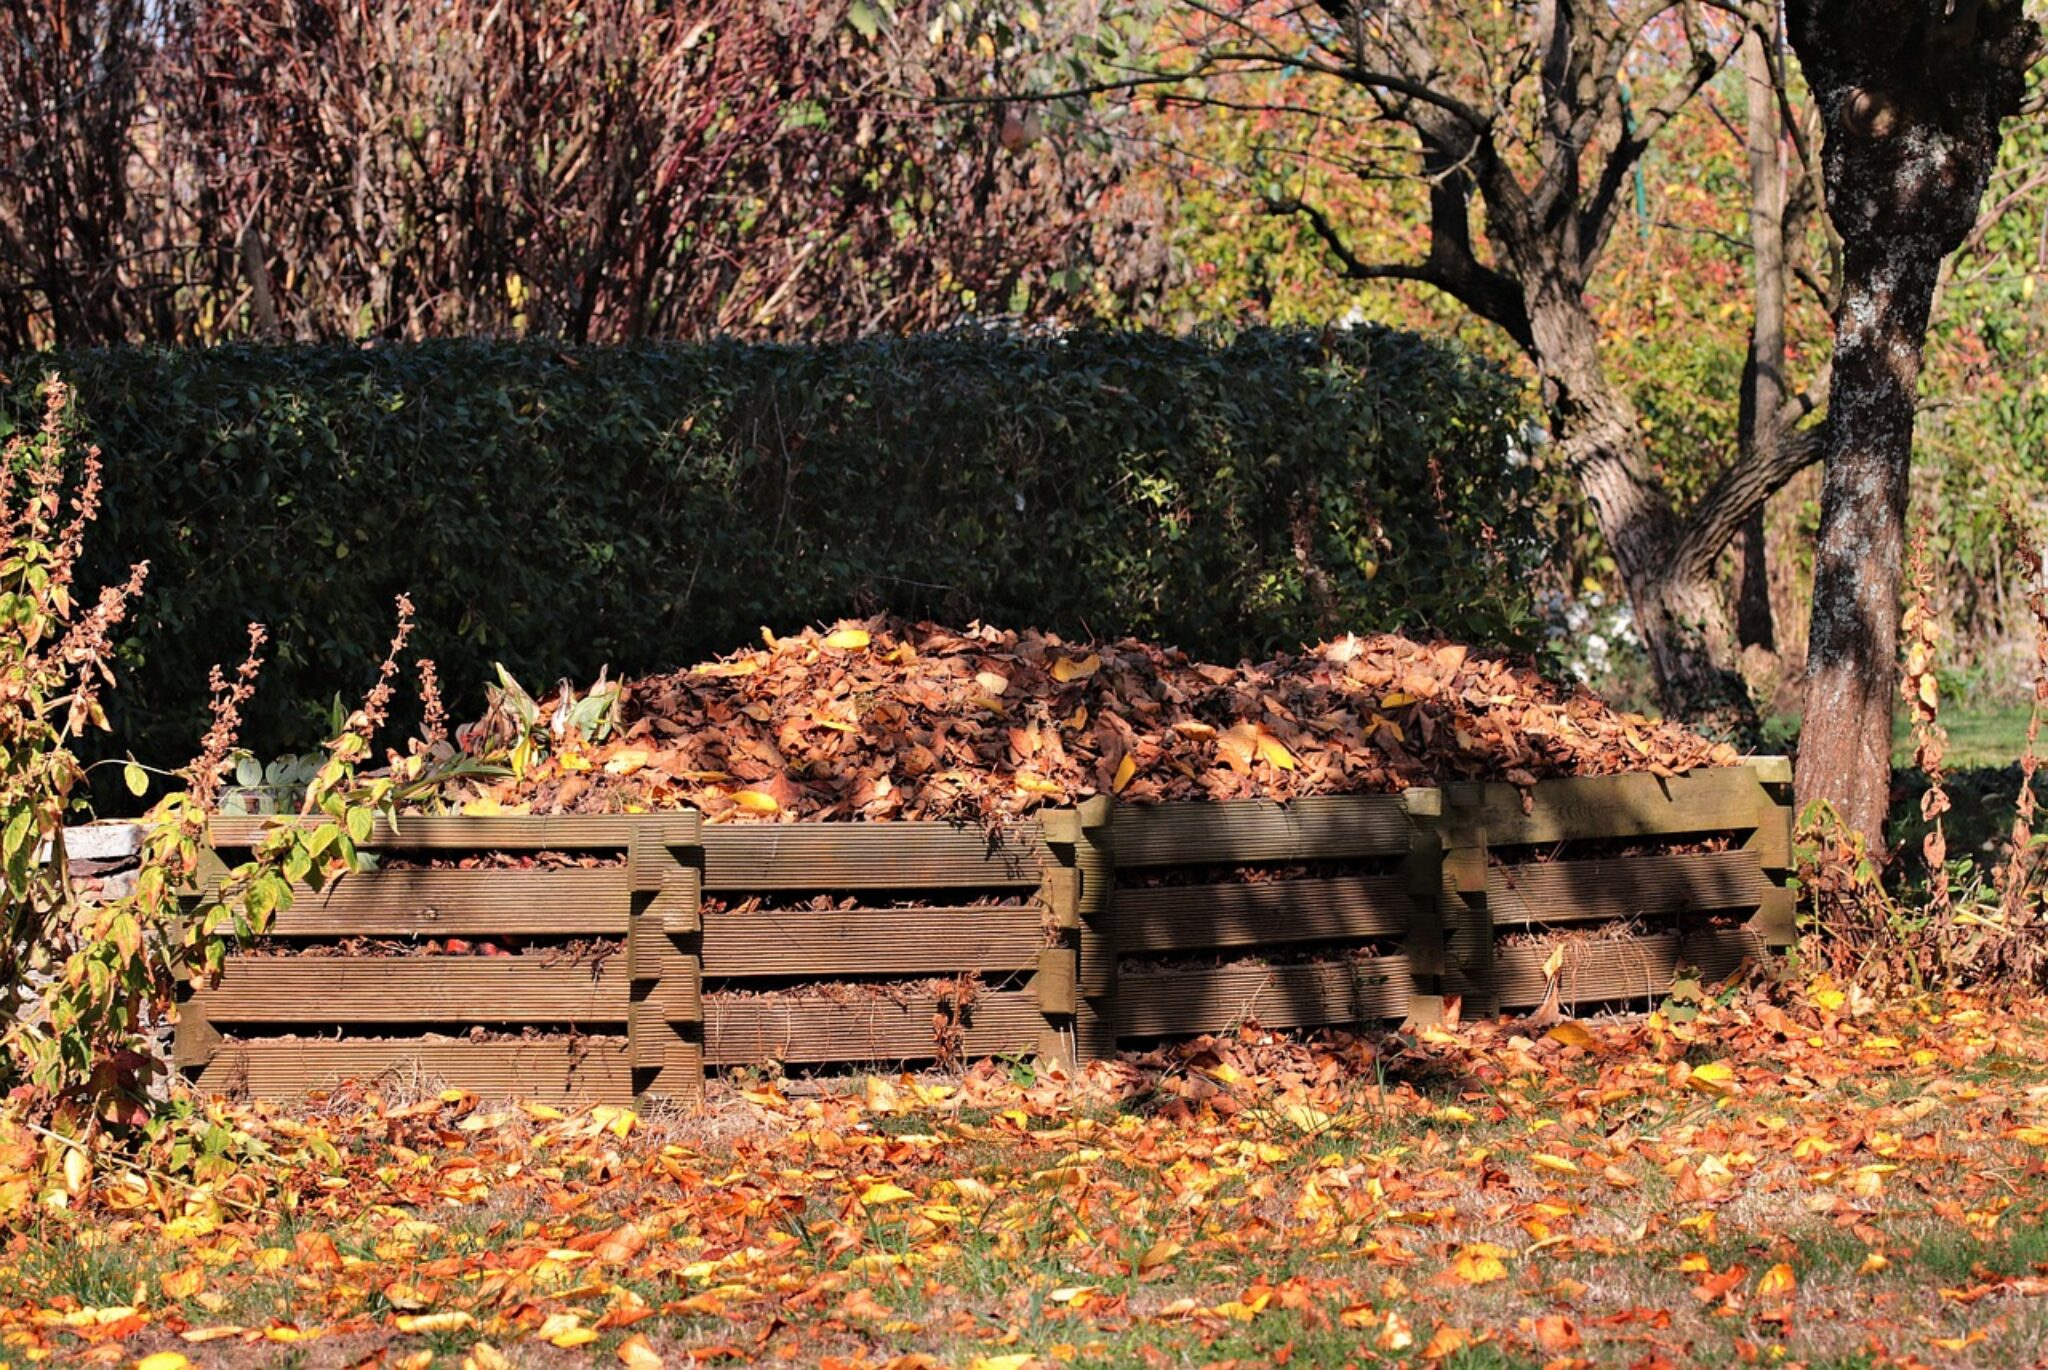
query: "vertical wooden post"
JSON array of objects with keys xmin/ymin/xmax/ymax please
[
  {"xmin": 171, "ymin": 845, "xmax": 232, "ymax": 1083},
  {"xmin": 1034, "ymin": 865, "xmax": 1081, "ymax": 1065},
  {"xmin": 1041, "ymin": 797, "xmax": 1116, "ymax": 1063},
  {"xmin": 629, "ymin": 814, "xmax": 703, "ymax": 1109},
  {"xmin": 1398, "ymin": 788, "xmax": 1449, "ymax": 1026},
  {"xmin": 1743, "ymin": 757, "xmax": 1798, "ymax": 947},
  {"xmin": 1438, "ymin": 782, "xmax": 1495, "ymax": 1019}
]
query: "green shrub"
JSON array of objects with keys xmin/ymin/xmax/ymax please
[{"xmin": 1, "ymin": 329, "xmax": 1541, "ymax": 782}]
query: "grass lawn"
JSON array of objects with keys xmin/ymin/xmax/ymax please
[{"xmin": 10, "ymin": 987, "xmax": 2048, "ymax": 1368}]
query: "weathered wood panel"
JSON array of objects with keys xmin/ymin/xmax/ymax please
[
  {"xmin": 701, "ymin": 906, "xmax": 1045, "ymax": 976},
  {"xmin": 1465, "ymin": 768, "xmax": 1778, "ymax": 848},
  {"xmin": 1475, "ymin": 927, "xmax": 1766, "ymax": 1009},
  {"xmin": 194, "ymin": 1037, "xmax": 633, "ymax": 1103},
  {"xmin": 1113, "ymin": 796, "xmax": 1413, "ymax": 869},
  {"xmin": 702, "ymin": 988, "xmax": 1041, "ymax": 1065},
  {"xmin": 267, "ymin": 868, "xmax": 630, "ymax": 936},
  {"xmin": 1115, "ymin": 875, "xmax": 1414, "ymax": 954},
  {"xmin": 1486, "ymin": 851, "xmax": 1768, "ymax": 929},
  {"xmin": 702, "ymin": 824, "xmax": 1051, "ymax": 890},
  {"xmin": 191, "ymin": 957, "xmax": 629, "ymax": 1023},
  {"xmin": 1116, "ymin": 955, "xmax": 1412, "ymax": 1036},
  {"xmin": 209, "ymin": 814, "xmax": 695, "ymax": 850}
]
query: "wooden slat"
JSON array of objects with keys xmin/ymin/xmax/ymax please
[
  {"xmin": 702, "ymin": 824, "xmax": 1051, "ymax": 890},
  {"xmin": 1487, "ymin": 851, "xmax": 1768, "ymax": 928},
  {"xmin": 1477, "ymin": 928, "xmax": 1766, "ymax": 1009},
  {"xmin": 267, "ymin": 868, "xmax": 628, "ymax": 936},
  {"xmin": 703, "ymin": 988, "xmax": 1041, "ymax": 1065},
  {"xmin": 1115, "ymin": 875, "xmax": 1414, "ymax": 954},
  {"xmin": 1113, "ymin": 796, "xmax": 1414, "ymax": 869},
  {"xmin": 1475, "ymin": 767, "xmax": 1777, "ymax": 848},
  {"xmin": 193, "ymin": 1037, "xmax": 633, "ymax": 1104},
  {"xmin": 1116, "ymin": 955, "xmax": 1412, "ymax": 1036},
  {"xmin": 192, "ymin": 957, "xmax": 628, "ymax": 1023},
  {"xmin": 1036, "ymin": 949, "xmax": 1077, "ymax": 1015},
  {"xmin": 701, "ymin": 906, "xmax": 1044, "ymax": 976},
  {"xmin": 209, "ymin": 814, "xmax": 695, "ymax": 850}
]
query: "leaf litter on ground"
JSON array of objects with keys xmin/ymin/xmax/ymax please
[{"xmin": 11, "ymin": 981, "xmax": 2048, "ymax": 1367}]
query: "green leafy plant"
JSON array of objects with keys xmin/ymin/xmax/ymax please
[
  {"xmin": 2, "ymin": 381, "xmax": 498, "ymax": 1166},
  {"xmin": 0, "ymin": 331, "xmax": 1545, "ymax": 786}
]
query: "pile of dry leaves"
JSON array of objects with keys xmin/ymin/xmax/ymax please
[{"xmin": 438, "ymin": 619, "xmax": 1740, "ymax": 823}]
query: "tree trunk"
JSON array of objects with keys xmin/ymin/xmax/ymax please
[
  {"xmin": 1786, "ymin": 0, "xmax": 2038, "ymax": 846},
  {"xmin": 1735, "ymin": 27, "xmax": 1785, "ymax": 657},
  {"xmin": 1523, "ymin": 277, "xmax": 1755, "ymax": 730},
  {"xmin": 1795, "ymin": 239, "xmax": 1940, "ymax": 842}
]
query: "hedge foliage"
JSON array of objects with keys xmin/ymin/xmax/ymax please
[{"xmin": 2, "ymin": 330, "xmax": 1540, "ymax": 775}]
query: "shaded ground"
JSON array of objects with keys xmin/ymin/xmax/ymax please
[{"xmin": 11, "ymin": 984, "xmax": 2048, "ymax": 1367}]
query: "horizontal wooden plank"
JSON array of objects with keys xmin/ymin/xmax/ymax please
[
  {"xmin": 1477, "ymin": 927, "xmax": 1767, "ymax": 1009},
  {"xmin": 702, "ymin": 823, "xmax": 1051, "ymax": 890},
  {"xmin": 209, "ymin": 813, "xmax": 698, "ymax": 851},
  {"xmin": 192, "ymin": 957, "xmax": 628, "ymax": 1023},
  {"xmin": 1487, "ymin": 851, "xmax": 1767, "ymax": 929},
  {"xmin": 1116, "ymin": 875, "xmax": 1415, "ymax": 954},
  {"xmin": 1116, "ymin": 955, "xmax": 1412, "ymax": 1036},
  {"xmin": 703, "ymin": 988, "xmax": 1040, "ymax": 1065},
  {"xmin": 702, "ymin": 906, "xmax": 1045, "ymax": 976},
  {"xmin": 266, "ymin": 868, "xmax": 629, "ymax": 936},
  {"xmin": 192, "ymin": 1037, "xmax": 634, "ymax": 1104},
  {"xmin": 1114, "ymin": 796, "xmax": 1414, "ymax": 869},
  {"xmin": 1474, "ymin": 767, "xmax": 1776, "ymax": 848}
]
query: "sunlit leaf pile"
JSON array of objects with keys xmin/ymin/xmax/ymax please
[{"xmin": 443, "ymin": 620, "xmax": 1742, "ymax": 822}]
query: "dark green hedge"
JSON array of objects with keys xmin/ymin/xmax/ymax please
[{"xmin": 3, "ymin": 330, "xmax": 1541, "ymax": 774}]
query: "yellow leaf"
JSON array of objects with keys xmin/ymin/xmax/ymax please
[
  {"xmin": 730, "ymin": 789, "xmax": 781, "ymax": 814},
  {"xmin": 1254, "ymin": 731, "xmax": 1297, "ymax": 771},
  {"xmin": 1172, "ymin": 720, "xmax": 1217, "ymax": 741},
  {"xmin": 2006, "ymin": 1126, "xmax": 2048, "ymax": 1147},
  {"xmin": 467, "ymin": 1345, "xmax": 514, "ymax": 1370},
  {"xmin": 1447, "ymin": 1244, "xmax": 1509, "ymax": 1285},
  {"xmin": 1531, "ymin": 1153, "xmax": 1580, "ymax": 1175},
  {"xmin": 1379, "ymin": 692, "xmax": 1417, "ymax": 709},
  {"xmin": 1015, "ymin": 771, "xmax": 1064, "ymax": 796},
  {"xmin": 616, "ymin": 1334, "xmax": 664, "ymax": 1369},
  {"xmin": 1545, "ymin": 1022, "xmax": 1597, "ymax": 1050},
  {"xmin": 969, "ymin": 1357, "xmax": 1036, "ymax": 1370},
  {"xmin": 860, "ymin": 1182, "xmax": 917, "ymax": 1206},
  {"xmin": 1137, "ymin": 1238, "xmax": 1183, "ymax": 1275},
  {"xmin": 160, "ymin": 1267, "xmax": 205, "ymax": 1300},
  {"xmin": 1687, "ymin": 1061, "xmax": 1738, "ymax": 1097},
  {"xmin": 395, "ymin": 1312, "xmax": 475, "ymax": 1334},
  {"xmin": 1112, "ymin": 755, "xmax": 1138, "ymax": 793},
  {"xmin": 1756, "ymin": 1262, "xmax": 1798, "ymax": 1299},
  {"xmin": 549, "ymin": 1328, "xmax": 600, "ymax": 1349},
  {"xmin": 603, "ymin": 747, "xmax": 651, "ymax": 775},
  {"xmin": 1540, "ymin": 944, "xmax": 1565, "ymax": 983},
  {"xmin": 823, "ymin": 628, "xmax": 872, "ymax": 650},
  {"xmin": 136, "ymin": 1356, "xmax": 193, "ymax": 1370},
  {"xmin": 1051, "ymin": 654, "xmax": 1101, "ymax": 682}
]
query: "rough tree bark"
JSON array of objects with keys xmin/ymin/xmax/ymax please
[
  {"xmin": 1786, "ymin": 0, "xmax": 2039, "ymax": 845},
  {"xmin": 1246, "ymin": 1, "xmax": 1835, "ymax": 731},
  {"xmin": 1735, "ymin": 27, "xmax": 1789, "ymax": 657}
]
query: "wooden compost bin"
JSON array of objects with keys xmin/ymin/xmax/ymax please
[{"xmin": 176, "ymin": 761, "xmax": 1793, "ymax": 1106}]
